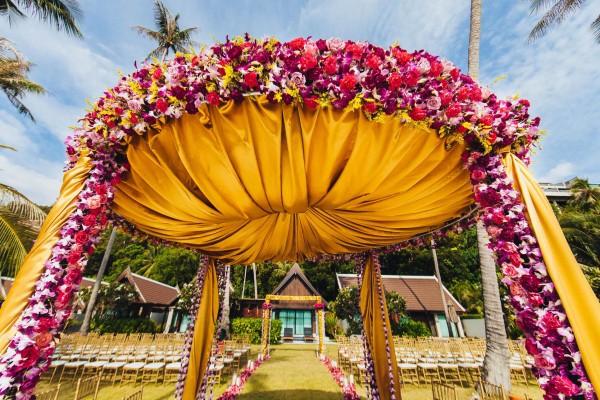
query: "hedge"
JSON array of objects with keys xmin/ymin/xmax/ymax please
[{"xmin": 231, "ymin": 318, "xmax": 283, "ymax": 344}]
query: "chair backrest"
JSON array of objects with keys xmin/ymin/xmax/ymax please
[
  {"xmin": 74, "ymin": 375, "xmax": 101, "ymax": 400},
  {"xmin": 303, "ymin": 327, "xmax": 313, "ymax": 336},
  {"xmin": 36, "ymin": 384, "xmax": 61, "ymax": 400},
  {"xmin": 479, "ymin": 379, "xmax": 507, "ymax": 400},
  {"xmin": 122, "ymin": 386, "xmax": 144, "ymax": 400},
  {"xmin": 283, "ymin": 327, "xmax": 293, "ymax": 337},
  {"xmin": 432, "ymin": 380, "xmax": 458, "ymax": 400}
]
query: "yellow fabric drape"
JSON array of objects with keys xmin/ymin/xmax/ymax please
[
  {"xmin": 112, "ymin": 96, "xmax": 474, "ymax": 264},
  {"xmin": 182, "ymin": 258, "xmax": 220, "ymax": 399},
  {"xmin": 360, "ymin": 255, "xmax": 400, "ymax": 399},
  {"xmin": 504, "ymin": 154, "xmax": 600, "ymax": 393},
  {"xmin": 0, "ymin": 155, "xmax": 92, "ymax": 355}
]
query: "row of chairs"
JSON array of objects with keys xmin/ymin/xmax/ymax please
[
  {"xmin": 432, "ymin": 379, "xmax": 535, "ymax": 400},
  {"xmin": 337, "ymin": 336, "xmax": 537, "ymax": 388},
  {"xmin": 38, "ymin": 374, "xmax": 100, "ymax": 400},
  {"xmin": 205, "ymin": 336, "xmax": 253, "ymax": 385}
]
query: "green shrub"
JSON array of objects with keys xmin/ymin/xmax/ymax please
[
  {"xmin": 91, "ymin": 317, "xmax": 158, "ymax": 334},
  {"xmin": 392, "ymin": 318, "xmax": 431, "ymax": 337},
  {"xmin": 460, "ymin": 313, "xmax": 484, "ymax": 320},
  {"xmin": 231, "ymin": 318, "xmax": 282, "ymax": 344}
]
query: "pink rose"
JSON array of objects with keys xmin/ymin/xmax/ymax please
[
  {"xmin": 441, "ymin": 59, "xmax": 455, "ymax": 72},
  {"xmin": 524, "ymin": 338, "xmax": 540, "ymax": 355},
  {"xmin": 487, "ymin": 225, "xmax": 501, "ymax": 236},
  {"xmin": 87, "ymin": 195, "xmax": 102, "ymax": 210},
  {"xmin": 416, "ymin": 58, "xmax": 431, "ymax": 74},
  {"xmin": 527, "ymin": 292, "xmax": 544, "ymax": 307},
  {"xmin": 509, "ymin": 282, "xmax": 526, "ymax": 297},
  {"xmin": 501, "ymin": 263, "xmax": 520, "ymax": 279},
  {"xmin": 35, "ymin": 332, "xmax": 53, "ymax": 348},
  {"xmin": 542, "ymin": 313, "xmax": 562, "ymax": 330},
  {"xmin": 426, "ymin": 96, "xmax": 441, "ymax": 110},
  {"xmin": 326, "ymin": 37, "xmax": 345, "ymax": 52},
  {"xmin": 289, "ymin": 72, "xmax": 306, "ymax": 87},
  {"xmin": 127, "ymin": 99, "xmax": 141, "ymax": 112},
  {"xmin": 470, "ymin": 169, "xmax": 486, "ymax": 181},
  {"xmin": 304, "ymin": 40, "xmax": 318, "ymax": 55}
]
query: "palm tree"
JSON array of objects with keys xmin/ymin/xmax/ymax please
[
  {"xmin": 0, "ymin": 0, "xmax": 83, "ymax": 38},
  {"xmin": 131, "ymin": 0, "xmax": 199, "ymax": 63},
  {"xmin": 469, "ymin": 0, "xmax": 512, "ymax": 391},
  {"xmin": 525, "ymin": 0, "xmax": 600, "ymax": 44},
  {"xmin": 0, "ymin": 38, "xmax": 46, "ymax": 120},
  {"xmin": 0, "ymin": 183, "xmax": 46, "ymax": 277},
  {"xmin": 568, "ymin": 178, "xmax": 600, "ymax": 213}
]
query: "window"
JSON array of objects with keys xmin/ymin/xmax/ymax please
[{"xmin": 277, "ymin": 310, "xmax": 313, "ymax": 335}]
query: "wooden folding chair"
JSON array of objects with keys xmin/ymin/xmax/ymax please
[
  {"xmin": 479, "ymin": 378, "xmax": 507, "ymax": 400},
  {"xmin": 74, "ymin": 375, "xmax": 101, "ymax": 400},
  {"xmin": 36, "ymin": 384, "xmax": 61, "ymax": 400},
  {"xmin": 432, "ymin": 380, "xmax": 458, "ymax": 400},
  {"xmin": 121, "ymin": 386, "xmax": 143, "ymax": 400}
]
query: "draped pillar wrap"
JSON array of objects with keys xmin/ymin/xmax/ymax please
[
  {"xmin": 182, "ymin": 258, "xmax": 220, "ymax": 400},
  {"xmin": 504, "ymin": 154, "xmax": 600, "ymax": 393},
  {"xmin": 0, "ymin": 154, "xmax": 92, "ymax": 355},
  {"xmin": 360, "ymin": 254, "xmax": 400, "ymax": 399}
]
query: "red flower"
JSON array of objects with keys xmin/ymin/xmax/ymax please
[
  {"xmin": 36, "ymin": 318, "xmax": 54, "ymax": 332},
  {"xmin": 323, "ymin": 57, "xmax": 338, "ymax": 75},
  {"xmin": 450, "ymin": 68, "xmax": 460, "ymax": 80},
  {"xmin": 387, "ymin": 72, "xmax": 402, "ymax": 90},
  {"xmin": 340, "ymin": 74, "xmax": 357, "ymax": 91},
  {"xmin": 207, "ymin": 92, "xmax": 220, "ymax": 107},
  {"xmin": 393, "ymin": 49, "xmax": 411, "ymax": 64},
  {"xmin": 299, "ymin": 54, "xmax": 317, "ymax": 70},
  {"xmin": 470, "ymin": 86, "xmax": 483, "ymax": 101},
  {"xmin": 16, "ymin": 346, "xmax": 40, "ymax": 371},
  {"xmin": 542, "ymin": 313, "xmax": 562, "ymax": 330},
  {"xmin": 409, "ymin": 108, "xmax": 427, "ymax": 121},
  {"xmin": 83, "ymin": 214, "xmax": 97, "ymax": 226},
  {"xmin": 527, "ymin": 292, "xmax": 544, "ymax": 307},
  {"xmin": 550, "ymin": 376, "xmax": 579, "ymax": 396},
  {"xmin": 440, "ymin": 92, "xmax": 453, "ymax": 106},
  {"xmin": 346, "ymin": 43, "xmax": 363, "ymax": 59},
  {"xmin": 244, "ymin": 72, "xmax": 259, "ymax": 88},
  {"xmin": 155, "ymin": 98, "xmax": 169, "ymax": 113},
  {"xmin": 470, "ymin": 169, "xmax": 487, "ymax": 181},
  {"xmin": 304, "ymin": 97, "xmax": 319, "ymax": 110},
  {"xmin": 509, "ymin": 252, "xmax": 522, "ymax": 266},
  {"xmin": 481, "ymin": 115, "xmax": 494, "ymax": 126},
  {"xmin": 74, "ymin": 231, "xmax": 89, "ymax": 245},
  {"xmin": 519, "ymin": 99, "xmax": 530, "ymax": 107},
  {"xmin": 152, "ymin": 68, "xmax": 162, "ymax": 80},
  {"xmin": 456, "ymin": 125, "xmax": 467, "ymax": 133},
  {"xmin": 457, "ymin": 87, "xmax": 470, "ymax": 101},
  {"xmin": 404, "ymin": 70, "xmax": 419, "ymax": 86},
  {"xmin": 445, "ymin": 103, "xmax": 461, "ymax": 118},
  {"xmin": 114, "ymin": 107, "xmax": 123, "ymax": 116},
  {"xmin": 67, "ymin": 252, "xmax": 81, "ymax": 265},
  {"xmin": 95, "ymin": 184, "xmax": 108, "ymax": 195},
  {"xmin": 366, "ymin": 54, "xmax": 382, "ymax": 69},
  {"xmin": 289, "ymin": 37, "xmax": 306, "ymax": 50},
  {"xmin": 363, "ymin": 102, "xmax": 378, "ymax": 114},
  {"xmin": 429, "ymin": 61, "xmax": 443, "ymax": 77},
  {"xmin": 35, "ymin": 332, "xmax": 53, "ymax": 348}
]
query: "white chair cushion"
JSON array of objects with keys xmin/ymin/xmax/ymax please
[
  {"xmin": 64, "ymin": 361, "xmax": 86, "ymax": 367},
  {"xmin": 103, "ymin": 362, "xmax": 126, "ymax": 369},
  {"xmin": 84, "ymin": 361, "xmax": 107, "ymax": 368},
  {"xmin": 123, "ymin": 362, "xmax": 146, "ymax": 369},
  {"xmin": 143, "ymin": 362, "xmax": 165, "ymax": 370}
]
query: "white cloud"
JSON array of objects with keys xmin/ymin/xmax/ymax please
[
  {"xmin": 537, "ymin": 162, "xmax": 576, "ymax": 183},
  {"xmin": 0, "ymin": 155, "xmax": 63, "ymax": 205}
]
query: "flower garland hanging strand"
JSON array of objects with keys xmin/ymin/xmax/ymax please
[
  {"xmin": 370, "ymin": 251, "xmax": 398, "ymax": 400},
  {"xmin": 465, "ymin": 152, "xmax": 595, "ymax": 399},
  {"xmin": 319, "ymin": 355, "xmax": 360, "ymax": 400},
  {"xmin": 0, "ymin": 151, "xmax": 126, "ymax": 398},
  {"xmin": 197, "ymin": 262, "xmax": 228, "ymax": 400},
  {"xmin": 175, "ymin": 255, "xmax": 209, "ymax": 400},
  {"xmin": 354, "ymin": 252, "xmax": 378, "ymax": 400}
]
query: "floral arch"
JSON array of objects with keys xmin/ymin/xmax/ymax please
[{"xmin": 0, "ymin": 36, "xmax": 598, "ymax": 399}]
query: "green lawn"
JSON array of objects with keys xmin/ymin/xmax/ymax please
[{"xmin": 37, "ymin": 343, "xmax": 544, "ymax": 399}]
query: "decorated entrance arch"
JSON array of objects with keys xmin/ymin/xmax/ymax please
[{"xmin": 0, "ymin": 36, "xmax": 598, "ymax": 399}]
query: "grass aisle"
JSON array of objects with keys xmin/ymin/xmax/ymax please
[{"xmin": 238, "ymin": 344, "xmax": 344, "ymax": 400}]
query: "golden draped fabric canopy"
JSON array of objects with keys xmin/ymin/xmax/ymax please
[{"xmin": 112, "ymin": 96, "xmax": 474, "ymax": 264}]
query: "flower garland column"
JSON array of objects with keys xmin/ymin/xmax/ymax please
[
  {"xmin": 357, "ymin": 251, "xmax": 400, "ymax": 400},
  {"xmin": 176, "ymin": 256, "xmax": 220, "ymax": 400},
  {"xmin": 261, "ymin": 301, "xmax": 272, "ymax": 357},
  {"xmin": 314, "ymin": 301, "xmax": 325, "ymax": 355}
]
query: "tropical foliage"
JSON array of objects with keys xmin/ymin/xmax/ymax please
[
  {"xmin": 0, "ymin": 183, "xmax": 46, "ymax": 276},
  {"xmin": 131, "ymin": 0, "xmax": 199, "ymax": 61},
  {"xmin": 0, "ymin": 0, "xmax": 82, "ymax": 37},
  {"xmin": 231, "ymin": 317, "xmax": 282, "ymax": 345},
  {"xmin": 525, "ymin": 0, "xmax": 600, "ymax": 43}
]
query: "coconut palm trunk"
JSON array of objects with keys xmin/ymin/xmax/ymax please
[{"xmin": 469, "ymin": 0, "xmax": 511, "ymax": 390}]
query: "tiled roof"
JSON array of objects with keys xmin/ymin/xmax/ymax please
[
  {"xmin": 336, "ymin": 274, "xmax": 465, "ymax": 313},
  {"xmin": 116, "ymin": 268, "xmax": 179, "ymax": 306}
]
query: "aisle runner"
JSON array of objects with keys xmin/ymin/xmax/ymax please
[
  {"xmin": 320, "ymin": 355, "xmax": 360, "ymax": 400},
  {"xmin": 217, "ymin": 355, "xmax": 268, "ymax": 400}
]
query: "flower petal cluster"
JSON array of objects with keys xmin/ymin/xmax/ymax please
[
  {"xmin": 320, "ymin": 355, "xmax": 360, "ymax": 400},
  {"xmin": 216, "ymin": 355, "xmax": 267, "ymax": 400}
]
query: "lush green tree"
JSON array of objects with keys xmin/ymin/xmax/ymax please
[
  {"xmin": 79, "ymin": 281, "xmax": 139, "ymax": 317},
  {"xmin": 0, "ymin": 0, "xmax": 83, "ymax": 37},
  {"xmin": 568, "ymin": 178, "xmax": 600, "ymax": 213},
  {"xmin": 145, "ymin": 247, "xmax": 198, "ymax": 287},
  {"xmin": 525, "ymin": 0, "xmax": 600, "ymax": 44},
  {"xmin": 131, "ymin": 0, "xmax": 199, "ymax": 62},
  {"xmin": 0, "ymin": 182, "xmax": 46, "ymax": 276}
]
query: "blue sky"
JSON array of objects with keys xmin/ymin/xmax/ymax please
[{"xmin": 0, "ymin": 0, "xmax": 598, "ymax": 205}]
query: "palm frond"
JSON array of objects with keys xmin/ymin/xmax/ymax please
[
  {"xmin": 592, "ymin": 15, "xmax": 600, "ymax": 43},
  {"xmin": 527, "ymin": 0, "xmax": 561, "ymax": 13},
  {"xmin": 527, "ymin": 0, "xmax": 591, "ymax": 42},
  {"xmin": 130, "ymin": 26, "xmax": 164, "ymax": 42},
  {"xmin": 0, "ymin": 184, "xmax": 47, "ymax": 276},
  {"xmin": 0, "ymin": 0, "xmax": 26, "ymax": 25},
  {"xmin": 17, "ymin": 0, "xmax": 83, "ymax": 37},
  {"xmin": 0, "ymin": 144, "xmax": 16, "ymax": 151},
  {"xmin": 555, "ymin": 0, "xmax": 588, "ymax": 24}
]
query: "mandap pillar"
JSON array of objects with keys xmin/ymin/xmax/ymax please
[{"xmin": 261, "ymin": 301, "xmax": 272, "ymax": 357}]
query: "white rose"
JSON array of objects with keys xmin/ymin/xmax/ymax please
[
  {"xmin": 327, "ymin": 37, "xmax": 345, "ymax": 52},
  {"xmin": 304, "ymin": 40, "xmax": 319, "ymax": 55},
  {"xmin": 441, "ymin": 59, "xmax": 455, "ymax": 73},
  {"xmin": 426, "ymin": 96, "xmax": 441, "ymax": 110},
  {"xmin": 416, "ymin": 58, "xmax": 431, "ymax": 74}
]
